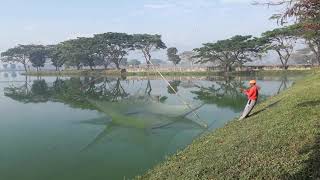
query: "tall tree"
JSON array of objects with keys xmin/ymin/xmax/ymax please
[
  {"xmin": 1, "ymin": 44, "xmax": 43, "ymax": 72},
  {"xmin": 260, "ymin": 0, "xmax": 320, "ymax": 64},
  {"xmin": 194, "ymin": 35, "xmax": 263, "ymax": 73},
  {"xmin": 47, "ymin": 45, "xmax": 65, "ymax": 71},
  {"xmin": 132, "ymin": 34, "xmax": 167, "ymax": 66},
  {"xmin": 29, "ymin": 47, "xmax": 47, "ymax": 72},
  {"xmin": 94, "ymin": 32, "xmax": 133, "ymax": 69},
  {"xmin": 261, "ymin": 26, "xmax": 298, "ymax": 69},
  {"xmin": 59, "ymin": 40, "xmax": 83, "ymax": 70},
  {"xmin": 288, "ymin": 0, "xmax": 320, "ymax": 64},
  {"xmin": 76, "ymin": 37, "xmax": 97, "ymax": 70},
  {"xmin": 59, "ymin": 38, "xmax": 97, "ymax": 70},
  {"xmin": 303, "ymin": 29, "xmax": 320, "ymax": 65},
  {"xmin": 167, "ymin": 47, "xmax": 181, "ymax": 66}
]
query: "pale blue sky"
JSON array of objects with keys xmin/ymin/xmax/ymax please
[{"xmin": 0, "ymin": 0, "xmax": 281, "ymax": 53}]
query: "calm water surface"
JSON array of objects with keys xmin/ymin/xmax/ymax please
[{"xmin": 0, "ymin": 72, "xmax": 301, "ymax": 180}]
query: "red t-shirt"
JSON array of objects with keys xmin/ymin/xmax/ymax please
[{"xmin": 245, "ymin": 85, "xmax": 259, "ymax": 100}]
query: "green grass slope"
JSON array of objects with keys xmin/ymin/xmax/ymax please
[{"xmin": 137, "ymin": 71, "xmax": 320, "ymax": 180}]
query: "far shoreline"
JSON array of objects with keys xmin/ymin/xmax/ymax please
[{"xmin": 21, "ymin": 68, "xmax": 315, "ymax": 77}]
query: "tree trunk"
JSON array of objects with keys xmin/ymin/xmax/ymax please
[
  {"xmin": 23, "ymin": 62, "xmax": 27, "ymax": 72},
  {"xmin": 317, "ymin": 53, "xmax": 320, "ymax": 65},
  {"xmin": 281, "ymin": 57, "xmax": 289, "ymax": 70},
  {"xmin": 103, "ymin": 56, "xmax": 110, "ymax": 70},
  {"xmin": 224, "ymin": 64, "xmax": 231, "ymax": 73},
  {"xmin": 315, "ymin": 44, "xmax": 320, "ymax": 65},
  {"xmin": 21, "ymin": 56, "xmax": 28, "ymax": 72},
  {"xmin": 276, "ymin": 50, "xmax": 289, "ymax": 70},
  {"xmin": 115, "ymin": 62, "xmax": 120, "ymax": 70},
  {"xmin": 142, "ymin": 49, "xmax": 152, "ymax": 69},
  {"xmin": 308, "ymin": 41, "xmax": 320, "ymax": 65},
  {"xmin": 314, "ymin": 46, "xmax": 320, "ymax": 65},
  {"xmin": 146, "ymin": 52, "xmax": 151, "ymax": 65},
  {"xmin": 89, "ymin": 59, "xmax": 95, "ymax": 71},
  {"xmin": 283, "ymin": 55, "xmax": 290, "ymax": 70},
  {"xmin": 280, "ymin": 61, "xmax": 288, "ymax": 70}
]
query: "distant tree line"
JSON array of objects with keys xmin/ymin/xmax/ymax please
[
  {"xmin": 1, "ymin": 0, "xmax": 319, "ymax": 73},
  {"xmin": 193, "ymin": 0, "xmax": 320, "ymax": 72},
  {"xmin": 194, "ymin": 25, "xmax": 315, "ymax": 72},
  {"xmin": 1, "ymin": 28, "xmax": 315, "ymax": 74},
  {"xmin": 0, "ymin": 33, "xmax": 167, "ymax": 72}
]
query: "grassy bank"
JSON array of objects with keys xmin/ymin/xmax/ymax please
[{"xmin": 136, "ymin": 71, "xmax": 320, "ymax": 179}]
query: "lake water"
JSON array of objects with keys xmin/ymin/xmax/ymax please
[{"xmin": 0, "ymin": 72, "xmax": 301, "ymax": 180}]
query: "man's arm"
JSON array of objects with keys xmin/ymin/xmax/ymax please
[{"xmin": 244, "ymin": 88, "xmax": 254, "ymax": 96}]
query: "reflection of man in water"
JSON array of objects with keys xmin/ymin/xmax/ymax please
[{"xmin": 239, "ymin": 80, "xmax": 259, "ymax": 120}]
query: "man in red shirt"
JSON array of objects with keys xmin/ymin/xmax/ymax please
[{"xmin": 239, "ymin": 80, "xmax": 259, "ymax": 120}]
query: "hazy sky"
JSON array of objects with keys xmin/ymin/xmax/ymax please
[{"xmin": 0, "ymin": 0, "xmax": 282, "ymax": 53}]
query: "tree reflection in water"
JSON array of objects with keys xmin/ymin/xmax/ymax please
[
  {"xmin": 4, "ymin": 76, "xmax": 204, "ymax": 128},
  {"xmin": 3, "ymin": 75, "xmax": 291, "ymax": 151},
  {"xmin": 167, "ymin": 80, "xmax": 181, "ymax": 94},
  {"xmin": 192, "ymin": 77, "xmax": 249, "ymax": 112},
  {"xmin": 4, "ymin": 75, "xmax": 289, "ymax": 113},
  {"xmin": 277, "ymin": 75, "xmax": 288, "ymax": 94}
]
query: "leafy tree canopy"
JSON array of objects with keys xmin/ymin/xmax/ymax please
[
  {"xmin": 167, "ymin": 47, "xmax": 181, "ymax": 66},
  {"xmin": 194, "ymin": 35, "xmax": 264, "ymax": 72},
  {"xmin": 132, "ymin": 34, "xmax": 167, "ymax": 65},
  {"xmin": 260, "ymin": 0, "xmax": 320, "ymax": 65},
  {"xmin": 261, "ymin": 26, "xmax": 298, "ymax": 69},
  {"xmin": 1, "ymin": 44, "xmax": 45, "ymax": 72},
  {"xmin": 94, "ymin": 32, "xmax": 134, "ymax": 69},
  {"xmin": 29, "ymin": 47, "xmax": 47, "ymax": 71}
]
